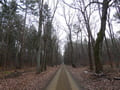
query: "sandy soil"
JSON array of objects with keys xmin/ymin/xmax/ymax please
[{"xmin": 46, "ymin": 65, "xmax": 80, "ymax": 90}]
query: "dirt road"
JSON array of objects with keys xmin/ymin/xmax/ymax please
[{"xmin": 46, "ymin": 65, "xmax": 80, "ymax": 90}]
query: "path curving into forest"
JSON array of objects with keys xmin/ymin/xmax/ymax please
[{"xmin": 46, "ymin": 65, "xmax": 80, "ymax": 90}]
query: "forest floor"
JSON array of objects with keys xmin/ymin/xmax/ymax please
[
  {"xmin": 68, "ymin": 66, "xmax": 120, "ymax": 90},
  {"xmin": 0, "ymin": 66, "xmax": 59, "ymax": 90},
  {"xmin": 1, "ymin": 65, "xmax": 120, "ymax": 90}
]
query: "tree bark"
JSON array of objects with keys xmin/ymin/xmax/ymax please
[
  {"xmin": 94, "ymin": 0, "xmax": 109, "ymax": 73},
  {"xmin": 36, "ymin": 0, "xmax": 44, "ymax": 74},
  {"xmin": 88, "ymin": 37, "xmax": 93, "ymax": 70}
]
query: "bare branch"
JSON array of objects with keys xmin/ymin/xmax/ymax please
[
  {"xmin": 51, "ymin": 0, "xmax": 59, "ymax": 22},
  {"xmin": 84, "ymin": 1, "xmax": 103, "ymax": 12},
  {"xmin": 62, "ymin": 0, "xmax": 80, "ymax": 11}
]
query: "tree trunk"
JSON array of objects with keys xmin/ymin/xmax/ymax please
[
  {"xmin": 69, "ymin": 29, "xmax": 74, "ymax": 66},
  {"xmin": 36, "ymin": 0, "xmax": 44, "ymax": 74},
  {"xmin": 36, "ymin": 46, "xmax": 41, "ymax": 73},
  {"xmin": 88, "ymin": 37, "xmax": 93, "ymax": 71},
  {"xmin": 104, "ymin": 36, "xmax": 113, "ymax": 68},
  {"xmin": 21, "ymin": 0, "xmax": 28, "ymax": 67},
  {"xmin": 94, "ymin": 0, "xmax": 109, "ymax": 73}
]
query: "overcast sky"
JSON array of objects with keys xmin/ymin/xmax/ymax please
[{"xmin": 24, "ymin": 0, "xmax": 120, "ymax": 55}]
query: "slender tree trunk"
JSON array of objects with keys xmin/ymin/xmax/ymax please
[
  {"xmin": 21, "ymin": 1, "xmax": 28, "ymax": 67},
  {"xmin": 42, "ymin": 40, "xmax": 47, "ymax": 71},
  {"xmin": 36, "ymin": 0, "xmax": 44, "ymax": 74},
  {"xmin": 36, "ymin": 46, "xmax": 41, "ymax": 73},
  {"xmin": 69, "ymin": 29, "xmax": 74, "ymax": 66},
  {"xmin": 18, "ymin": 49, "xmax": 22, "ymax": 69},
  {"xmin": 80, "ymin": 0, "xmax": 94, "ymax": 69},
  {"xmin": 88, "ymin": 37, "xmax": 93, "ymax": 71},
  {"xmin": 15, "ymin": 48, "xmax": 19, "ymax": 69},
  {"xmin": 104, "ymin": 36, "xmax": 113, "ymax": 68},
  {"xmin": 43, "ymin": 49, "xmax": 47, "ymax": 71},
  {"xmin": 4, "ymin": 50, "xmax": 8, "ymax": 70}
]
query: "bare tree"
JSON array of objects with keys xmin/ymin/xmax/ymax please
[
  {"xmin": 93, "ymin": 0, "xmax": 110, "ymax": 73},
  {"xmin": 62, "ymin": 5, "xmax": 76, "ymax": 67}
]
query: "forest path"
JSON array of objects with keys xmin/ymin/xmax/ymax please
[{"xmin": 46, "ymin": 65, "xmax": 80, "ymax": 90}]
